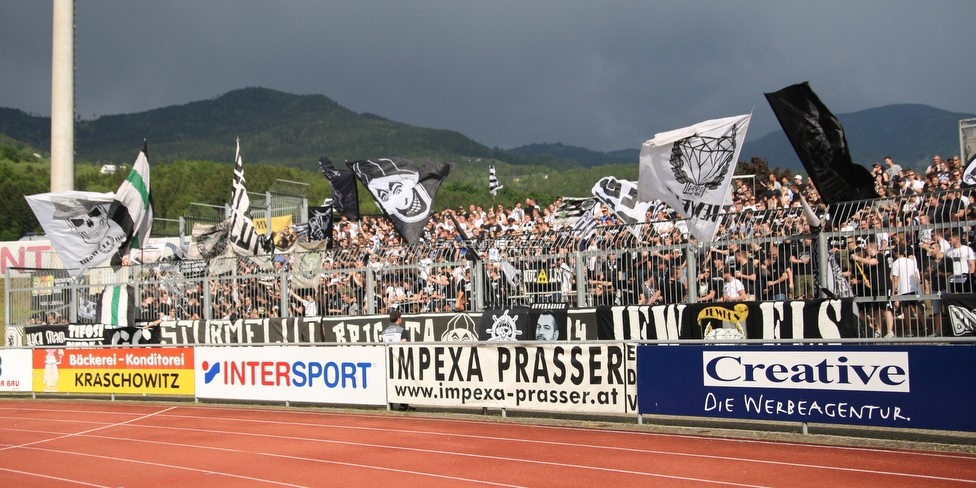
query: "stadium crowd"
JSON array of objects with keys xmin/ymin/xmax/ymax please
[{"xmin": 26, "ymin": 155, "xmax": 975, "ymax": 338}]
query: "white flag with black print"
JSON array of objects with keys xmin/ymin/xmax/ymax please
[
  {"xmin": 228, "ymin": 139, "xmax": 265, "ymax": 256},
  {"xmin": 348, "ymin": 157, "xmax": 454, "ymax": 245},
  {"xmin": 489, "ymin": 165, "xmax": 503, "ymax": 196},
  {"xmin": 108, "ymin": 141, "xmax": 153, "ymax": 266},
  {"xmin": 26, "ymin": 191, "xmax": 127, "ymax": 278},
  {"xmin": 638, "ymin": 113, "xmax": 751, "ymax": 241},
  {"xmin": 591, "ymin": 176, "xmax": 652, "ymax": 238}
]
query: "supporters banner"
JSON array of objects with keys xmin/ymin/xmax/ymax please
[
  {"xmin": 33, "ymin": 347, "xmax": 194, "ymax": 395},
  {"xmin": 156, "ymin": 310, "xmax": 600, "ymax": 345},
  {"xmin": 637, "ymin": 344, "xmax": 976, "ymax": 432},
  {"xmin": 195, "ymin": 345, "xmax": 386, "ymax": 405},
  {"xmin": 25, "ymin": 191, "xmax": 128, "ymax": 278},
  {"xmin": 349, "ymin": 158, "xmax": 454, "ymax": 245},
  {"xmin": 29, "ymin": 269, "xmax": 71, "ymax": 310},
  {"xmin": 941, "ymin": 293, "xmax": 976, "ymax": 336},
  {"xmin": 318, "ymin": 156, "xmax": 360, "ymax": 221},
  {"xmin": 596, "ymin": 300, "xmax": 859, "ymax": 341},
  {"xmin": 0, "ymin": 349, "xmax": 33, "ymax": 392},
  {"xmin": 24, "ymin": 324, "xmax": 161, "ymax": 347},
  {"xmin": 638, "ymin": 113, "xmax": 750, "ymax": 241},
  {"xmin": 187, "ymin": 220, "xmax": 230, "ymax": 261},
  {"xmin": 387, "ymin": 343, "xmax": 631, "ymax": 413},
  {"xmin": 765, "ymin": 82, "xmax": 878, "ymax": 205},
  {"xmin": 158, "ymin": 317, "xmax": 323, "ymax": 345}
]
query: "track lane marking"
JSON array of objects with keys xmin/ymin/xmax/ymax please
[
  {"xmin": 0, "ymin": 466, "xmax": 110, "ymax": 487},
  {"xmin": 133, "ymin": 411, "xmax": 976, "ymax": 483},
  {"xmin": 0, "ymin": 406, "xmax": 176, "ymax": 452},
  {"xmin": 0, "ymin": 427, "xmax": 523, "ymax": 488}
]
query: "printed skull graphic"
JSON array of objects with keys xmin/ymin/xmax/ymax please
[
  {"xmin": 355, "ymin": 158, "xmax": 431, "ymax": 223},
  {"xmin": 52, "ymin": 196, "xmax": 112, "ymax": 244}
]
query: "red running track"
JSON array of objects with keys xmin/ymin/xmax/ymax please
[{"xmin": 0, "ymin": 399, "xmax": 974, "ymax": 487}]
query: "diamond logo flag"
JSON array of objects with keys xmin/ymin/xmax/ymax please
[{"xmin": 638, "ymin": 113, "xmax": 751, "ymax": 241}]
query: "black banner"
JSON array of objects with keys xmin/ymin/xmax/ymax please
[
  {"xmin": 764, "ymin": 82, "xmax": 878, "ymax": 205},
  {"xmin": 156, "ymin": 309, "xmax": 599, "ymax": 345},
  {"xmin": 942, "ymin": 293, "xmax": 976, "ymax": 336},
  {"xmin": 24, "ymin": 324, "xmax": 160, "ymax": 347},
  {"xmin": 597, "ymin": 300, "xmax": 859, "ymax": 340}
]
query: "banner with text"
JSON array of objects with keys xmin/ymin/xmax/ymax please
[
  {"xmin": 597, "ymin": 300, "xmax": 859, "ymax": 341},
  {"xmin": 636, "ymin": 345, "xmax": 976, "ymax": 431},
  {"xmin": 194, "ymin": 346, "xmax": 386, "ymax": 405},
  {"xmin": 157, "ymin": 309, "xmax": 599, "ymax": 345},
  {"xmin": 32, "ymin": 347, "xmax": 194, "ymax": 396},
  {"xmin": 24, "ymin": 324, "xmax": 160, "ymax": 347},
  {"xmin": 387, "ymin": 343, "xmax": 634, "ymax": 413},
  {"xmin": 0, "ymin": 349, "xmax": 33, "ymax": 392}
]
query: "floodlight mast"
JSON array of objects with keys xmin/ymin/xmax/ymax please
[{"xmin": 51, "ymin": 0, "xmax": 75, "ymax": 192}]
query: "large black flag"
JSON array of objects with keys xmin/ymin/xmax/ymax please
[
  {"xmin": 348, "ymin": 158, "xmax": 454, "ymax": 245},
  {"xmin": 764, "ymin": 82, "xmax": 878, "ymax": 205},
  {"xmin": 318, "ymin": 156, "xmax": 360, "ymax": 221}
]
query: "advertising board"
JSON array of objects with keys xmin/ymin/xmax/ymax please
[
  {"xmin": 194, "ymin": 345, "xmax": 387, "ymax": 406},
  {"xmin": 387, "ymin": 343, "xmax": 635, "ymax": 413},
  {"xmin": 637, "ymin": 345, "xmax": 976, "ymax": 431},
  {"xmin": 32, "ymin": 347, "xmax": 194, "ymax": 395}
]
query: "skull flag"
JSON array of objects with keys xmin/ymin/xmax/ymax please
[
  {"xmin": 638, "ymin": 113, "xmax": 751, "ymax": 241},
  {"xmin": 26, "ymin": 191, "xmax": 128, "ymax": 278},
  {"xmin": 348, "ymin": 158, "xmax": 454, "ymax": 245}
]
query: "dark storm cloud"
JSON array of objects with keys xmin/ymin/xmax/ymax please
[{"xmin": 1, "ymin": 1, "xmax": 974, "ymax": 152}]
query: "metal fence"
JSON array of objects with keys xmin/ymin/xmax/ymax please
[{"xmin": 8, "ymin": 187, "xmax": 976, "ymax": 341}]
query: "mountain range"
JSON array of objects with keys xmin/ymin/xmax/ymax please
[{"xmin": 0, "ymin": 87, "xmax": 972, "ymax": 174}]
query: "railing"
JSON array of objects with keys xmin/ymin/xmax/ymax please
[{"xmin": 7, "ymin": 188, "xmax": 976, "ymax": 341}]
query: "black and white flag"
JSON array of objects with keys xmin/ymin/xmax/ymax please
[
  {"xmin": 307, "ymin": 205, "xmax": 334, "ymax": 246},
  {"xmin": 318, "ymin": 156, "xmax": 360, "ymax": 220},
  {"xmin": 108, "ymin": 141, "xmax": 153, "ymax": 266},
  {"xmin": 26, "ymin": 191, "xmax": 127, "ymax": 278},
  {"xmin": 348, "ymin": 157, "xmax": 454, "ymax": 245},
  {"xmin": 592, "ymin": 176, "xmax": 651, "ymax": 237},
  {"xmin": 489, "ymin": 165, "xmax": 503, "ymax": 196},
  {"xmin": 228, "ymin": 139, "xmax": 264, "ymax": 256},
  {"xmin": 638, "ymin": 113, "xmax": 750, "ymax": 241}
]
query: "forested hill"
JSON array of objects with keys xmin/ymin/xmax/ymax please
[{"xmin": 0, "ymin": 88, "xmax": 586, "ymax": 172}]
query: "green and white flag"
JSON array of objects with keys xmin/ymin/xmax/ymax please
[
  {"xmin": 100, "ymin": 285, "xmax": 135, "ymax": 327},
  {"xmin": 109, "ymin": 141, "xmax": 153, "ymax": 265}
]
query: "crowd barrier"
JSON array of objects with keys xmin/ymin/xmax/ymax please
[{"xmin": 3, "ymin": 339, "xmax": 974, "ymax": 432}]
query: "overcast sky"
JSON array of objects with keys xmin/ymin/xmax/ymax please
[{"xmin": 2, "ymin": 1, "xmax": 974, "ymax": 152}]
